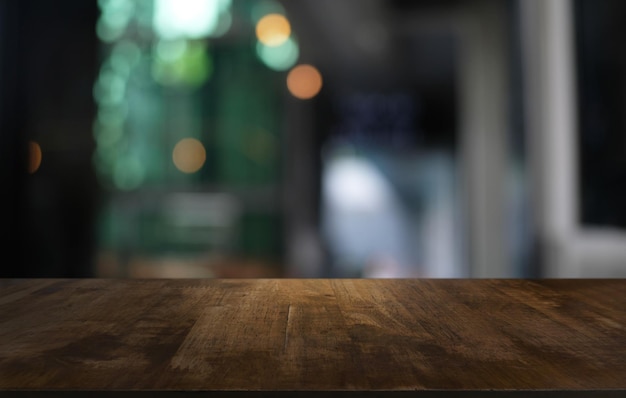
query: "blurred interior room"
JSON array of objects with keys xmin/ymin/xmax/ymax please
[{"xmin": 2, "ymin": 0, "xmax": 626, "ymax": 279}]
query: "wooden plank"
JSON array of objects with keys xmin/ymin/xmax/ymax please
[{"xmin": 0, "ymin": 279, "xmax": 624, "ymax": 396}]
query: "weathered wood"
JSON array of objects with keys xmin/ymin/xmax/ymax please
[{"xmin": 0, "ymin": 278, "xmax": 624, "ymax": 396}]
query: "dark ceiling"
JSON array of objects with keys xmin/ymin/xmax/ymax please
[{"xmin": 281, "ymin": 0, "xmax": 461, "ymax": 92}]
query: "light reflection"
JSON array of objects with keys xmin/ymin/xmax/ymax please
[
  {"xmin": 173, "ymin": 138, "xmax": 206, "ymax": 173},
  {"xmin": 256, "ymin": 14, "xmax": 291, "ymax": 47},
  {"xmin": 28, "ymin": 141, "xmax": 42, "ymax": 174},
  {"xmin": 287, "ymin": 64, "xmax": 322, "ymax": 99}
]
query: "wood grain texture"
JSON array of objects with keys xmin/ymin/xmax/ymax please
[{"xmin": 0, "ymin": 278, "xmax": 624, "ymax": 396}]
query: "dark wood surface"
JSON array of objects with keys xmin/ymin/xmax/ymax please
[{"xmin": 0, "ymin": 279, "xmax": 625, "ymax": 396}]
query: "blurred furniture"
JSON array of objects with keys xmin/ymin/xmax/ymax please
[
  {"xmin": 97, "ymin": 189, "xmax": 289, "ymax": 278},
  {"xmin": 1, "ymin": 278, "xmax": 624, "ymax": 396}
]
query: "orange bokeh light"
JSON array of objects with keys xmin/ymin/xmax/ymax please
[
  {"xmin": 256, "ymin": 14, "xmax": 291, "ymax": 47},
  {"xmin": 287, "ymin": 64, "xmax": 323, "ymax": 100},
  {"xmin": 28, "ymin": 141, "xmax": 42, "ymax": 174},
  {"xmin": 172, "ymin": 138, "xmax": 206, "ymax": 173}
]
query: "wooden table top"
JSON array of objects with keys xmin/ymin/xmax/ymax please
[{"xmin": 0, "ymin": 278, "xmax": 625, "ymax": 397}]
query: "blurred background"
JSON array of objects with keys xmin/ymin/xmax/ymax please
[{"xmin": 2, "ymin": 0, "xmax": 626, "ymax": 278}]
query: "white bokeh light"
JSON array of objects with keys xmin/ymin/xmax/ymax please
[{"xmin": 153, "ymin": 0, "xmax": 231, "ymax": 39}]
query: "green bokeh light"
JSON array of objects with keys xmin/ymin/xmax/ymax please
[
  {"xmin": 96, "ymin": 0, "xmax": 135, "ymax": 43},
  {"xmin": 110, "ymin": 40, "xmax": 142, "ymax": 75},
  {"xmin": 94, "ymin": 122, "xmax": 124, "ymax": 148},
  {"xmin": 97, "ymin": 103, "xmax": 128, "ymax": 127},
  {"xmin": 113, "ymin": 157, "xmax": 146, "ymax": 190},
  {"xmin": 256, "ymin": 36, "xmax": 299, "ymax": 71},
  {"xmin": 94, "ymin": 70, "xmax": 127, "ymax": 105},
  {"xmin": 155, "ymin": 39, "xmax": 187, "ymax": 62},
  {"xmin": 152, "ymin": 41, "xmax": 212, "ymax": 88}
]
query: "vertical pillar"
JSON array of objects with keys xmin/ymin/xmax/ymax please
[
  {"xmin": 458, "ymin": 0, "xmax": 511, "ymax": 277},
  {"xmin": 520, "ymin": 0, "xmax": 578, "ymax": 277}
]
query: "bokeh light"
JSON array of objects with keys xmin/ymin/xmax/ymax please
[
  {"xmin": 113, "ymin": 157, "xmax": 146, "ymax": 190},
  {"xmin": 256, "ymin": 14, "xmax": 291, "ymax": 47},
  {"xmin": 28, "ymin": 141, "xmax": 42, "ymax": 174},
  {"xmin": 256, "ymin": 36, "xmax": 299, "ymax": 71},
  {"xmin": 173, "ymin": 138, "xmax": 206, "ymax": 173},
  {"xmin": 110, "ymin": 40, "xmax": 141, "ymax": 74},
  {"xmin": 152, "ymin": 40, "xmax": 212, "ymax": 88},
  {"xmin": 93, "ymin": 70, "xmax": 126, "ymax": 106},
  {"xmin": 155, "ymin": 39, "xmax": 187, "ymax": 62},
  {"xmin": 287, "ymin": 64, "xmax": 323, "ymax": 99},
  {"xmin": 153, "ymin": 0, "xmax": 232, "ymax": 39},
  {"xmin": 96, "ymin": 0, "xmax": 135, "ymax": 43}
]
